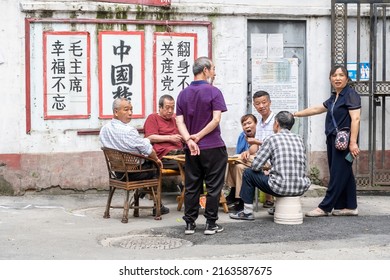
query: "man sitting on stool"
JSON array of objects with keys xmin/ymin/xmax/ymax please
[{"xmin": 229, "ymin": 111, "xmax": 311, "ymax": 221}]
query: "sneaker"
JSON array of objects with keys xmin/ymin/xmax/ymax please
[
  {"xmin": 204, "ymin": 223, "xmax": 224, "ymax": 235},
  {"xmin": 229, "ymin": 210, "xmax": 255, "ymax": 221},
  {"xmin": 332, "ymin": 208, "xmax": 358, "ymax": 216},
  {"xmin": 152, "ymin": 204, "xmax": 170, "ymax": 216},
  {"xmin": 263, "ymin": 200, "xmax": 274, "ymax": 208},
  {"xmin": 185, "ymin": 222, "xmax": 196, "ymax": 235},
  {"xmin": 268, "ymin": 207, "xmax": 275, "ymax": 215}
]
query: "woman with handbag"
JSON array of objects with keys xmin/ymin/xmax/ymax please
[{"xmin": 294, "ymin": 65, "xmax": 361, "ymax": 217}]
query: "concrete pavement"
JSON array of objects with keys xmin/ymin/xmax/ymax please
[{"xmin": 0, "ymin": 186, "xmax": 390, "ymax": 260}]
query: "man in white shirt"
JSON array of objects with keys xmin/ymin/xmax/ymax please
[
  {"xmin": 99, "ymin": 97, "xmax": 169, "ymax": 215},
  {"xmin": 249, "ymin": 91, "xmax": 276, "ymax": 208}
]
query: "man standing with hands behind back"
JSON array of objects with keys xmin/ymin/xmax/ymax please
[{"xmin": 176, "ymin": 57, "xmax": 228, "ymax": 236}]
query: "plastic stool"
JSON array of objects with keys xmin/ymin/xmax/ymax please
[{"xmin": 274, "ymin": 196, "xmax": 303, "ymax": 225}]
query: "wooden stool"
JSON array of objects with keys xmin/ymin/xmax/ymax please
[{"xmin": 274, "ymin": 196, "xmax": 303, "ymax": 225}]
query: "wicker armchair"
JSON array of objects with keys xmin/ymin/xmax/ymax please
[{"xmin": 101, "ymin": 147, "xmax": 162, "ymax": 223}]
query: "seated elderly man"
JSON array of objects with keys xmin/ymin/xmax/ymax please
[
  {"xmin": 144, "ymin": 94, "xmax": 184, "ymax": 170},
  {"xmin": 229, "ymin": 111, "xmax": 311, "ymax": 221},
  {"xmin": 225, "ymin": 114, "xmax": 257, "ymax": 212},
  {"xmin": 99, "ymin": 97, "xmax": 169, "ymax": 216}
]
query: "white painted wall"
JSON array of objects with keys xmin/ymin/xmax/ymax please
[
  {"xmin": 0, "ymin": 1, "xmax": 27, "ymax": 154},
  {"xmin": 0, "ymin": 0, "xmax": 338, "ymax": 191}
]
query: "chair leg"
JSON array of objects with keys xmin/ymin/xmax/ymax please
[
  {"xmin": 176, "ymin": 187, "xmax": 185, "ymax": 211},
  {"xmin": 133, "ymin": 190, "xmax": 140, "ymax": 217},
  {"xmin": 121, "ymin": 190, "xmax": 130, "ymax": 223},
  {"xmin": 152, "ymin": 186, "xmax": 161, "ymax": 220},
  {"xmin": 103, "ymin": 187, "xmax": 115, "ymax": 219},
  {"xmin": 255, "ymin": 188, "xmax": 259, "ymax": 212}
]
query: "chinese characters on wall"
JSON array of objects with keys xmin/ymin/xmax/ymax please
[
  {"xmin": 99, "ymin": 31, "xmax": 145, "ymax": 118},
  {"xmin": 43, "ymin": 31, "xmax": 91, "ymax": 119},
  {"xmin": 43, "ymin": 31, "xmax": 198, "ymax": 120},
  {"xmin": 154, "ymin": 33, "xmax": 197, "ymax": 111}
]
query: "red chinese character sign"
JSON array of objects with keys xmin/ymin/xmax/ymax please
[
  {"xmin": 99, "ymin": 31, "xmax": 145, "ymax": 118},
  {"xmin": 43, "ymin": 31, "xmax": 91, "ymax": 119},
  {"xmin": 153, "ymin": 33, "xmax": 197, "ymax": 111}
]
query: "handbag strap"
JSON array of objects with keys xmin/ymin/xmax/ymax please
[{"xmin": 330, "ymin": 99, "xmax": 339, "ymax": 133}]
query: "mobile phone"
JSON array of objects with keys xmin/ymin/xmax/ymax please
[{"xmin": 345, "ymin": 152, "xmax": 354, "ymax": 163}]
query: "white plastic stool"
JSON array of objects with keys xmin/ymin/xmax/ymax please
[{"xmin": 274, "ymin": 196, "xmax": 303, "ymax": 225}]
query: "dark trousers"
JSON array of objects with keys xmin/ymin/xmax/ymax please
[
  {"xmin": 318, "ymin": 135, "xmax": 357, "ymax": 212},
  {"xmin": 116, "ymin": 161, "xmax": 156, "ymax": 181},
  {"xmin": 183, "ymin": 146, "xmax": 228, "ymax": 224},
  {"xmin": 239, "ymin": 169, "xmax": 282, "ymax": 204}
]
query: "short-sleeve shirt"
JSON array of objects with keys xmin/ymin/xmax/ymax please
[
  {"xmin": 255, "ymin": 112, "xmax": 275, "ymax": 142},
  {"xmin": 176, "ymin": 80, "xmax": 227, "ymax": 150},
  {"xmin": 143, "ymin": 113, "xmax": 183, "ymax": 159},
  {"xmin": 323, "ymin": 86, "xmax": 361, "ymax": 136},
  {"xmin": 235, "ymin": 132, "xmax": 249, "ymax": 154},
  {"xmin": 99, "ymin": 119, "xmax": 153, "ymax": 158}
]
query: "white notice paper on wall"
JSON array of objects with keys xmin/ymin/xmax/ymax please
[
  {"xmin": 267, "ymin": 33, "xmax": 284, "ymax": 58},
  {"xmin": 251, "ymin": 57, "xmax": 299, "ymax": 114},
  {"xmin": 251, "ymin": 34, "xmax": 267, "ymax": 58}
]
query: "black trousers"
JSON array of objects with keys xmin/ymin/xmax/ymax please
[
  {"xmin": 319, "ymin": 134, "xmax": 357, "ymax": 212},
  {"xmin": 183, "ymin": 146, "xmax": 228, "ymax": 224},
  {"xmin": 116, "ymin": 161, "xmax": 156, "ymax": 181}
]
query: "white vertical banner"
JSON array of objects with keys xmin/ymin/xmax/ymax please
[
  {"xmin": 99, "ymin": 31, "xmax": 145, "ymax": 118},
  {"xmin": 153, "ymin": 33, "xmax": 197, "ymax": 112},
  {"xmin": 43, "ymin": 31, "xmax": 90, "ymax": 119}
]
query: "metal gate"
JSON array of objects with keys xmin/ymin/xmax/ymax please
[{"xmin": 332, "ymin": 0, "xmax": 390, "ymax": 189}]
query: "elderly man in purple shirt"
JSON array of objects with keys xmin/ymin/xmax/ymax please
[{"xmin": 176, "ymin": 57, "xmax": 228, "ymax": 236}]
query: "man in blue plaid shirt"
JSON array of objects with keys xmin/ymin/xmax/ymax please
[{"xmin": 230, "ymin": 111, "xmax": 311, "ymax": 221}]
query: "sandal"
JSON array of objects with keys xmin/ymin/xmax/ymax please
[
  {"xmin": 332, "ymin": 208, "xmax": 358, "ymax": 216},
  {"xmin": 305, "ymin": 208, "xmax": 329, "ymax": 217}
]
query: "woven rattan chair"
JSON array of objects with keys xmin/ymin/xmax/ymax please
[{"xmin": 101, "ymin": 147, "xmax": 162, "ymax": 223}]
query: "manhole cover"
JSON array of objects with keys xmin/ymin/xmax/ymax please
[{"xmin": 100, "ymin": 234, "xmax": 193, "ymax": 250}]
